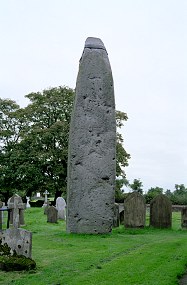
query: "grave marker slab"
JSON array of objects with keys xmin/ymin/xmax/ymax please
[
  {"xmin": 150, "ymin": 194, "xmax": 172, "ymax": 228},
  {"xmin": 124, "ymin": 192, "xmax": 146, "ymax": 228},
  {"xmin": 47, "ymin": 206, "xmax": 58, "ymax": 223},
  {"xmin": 0, "ymin": 228, "xmax": 32, "ymax": 258},
  {"xmin": 56, "ymin": 197, "xmax": 66, "ymax": 220}
]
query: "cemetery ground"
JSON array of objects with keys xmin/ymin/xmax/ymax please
[{"xmin": 1, "ymin": 209, "xmax": 187, "ymax": 285}]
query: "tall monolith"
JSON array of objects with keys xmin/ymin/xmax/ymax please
[{"xmin": 67, "ymin": 37, "xmax": 116, "ymax": 234}]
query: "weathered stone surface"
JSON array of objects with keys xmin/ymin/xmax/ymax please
[
  {"xmin": 181, "ymin": 207, "xmax": 187, "ymax": 229},
  {"xmin": 47, "ymin": 206, "xmax": 58, "ymax": 223},
  {"xmin": 124, "ymin": 192, "xmax": 146, "ymax": 228},
  {"xmin": 150, "ymin": 194, "xmax": 172, "ymax": 228},
  {"xmin": 67, "ymin": 37, "xmax": 116, "ymax": 234},
  {"xmin": 0, "ymin": 228, "xmax": 32, "ymax": 258}
]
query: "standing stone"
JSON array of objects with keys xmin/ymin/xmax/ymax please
[
  {"xmin": 67, "ymin": 37, "xmax": 116, "ymax": 234},
  {"xmin": 47, "ymin": 206, "xmax": 58, "ymax": 223},
  {"xmin": 150, "ymin": 194, "xmax": 172, "ymax": 228},
  {"xmin": 181, "ymin": 207, "xmax": 187, "ymax": 229},
  {"xmin": 124, "ymin": 192, "xmax": 146, "ymax": 228},
  {"xmin": 56, "ymin": 197, "xmax": 66, "ymax": 220}
]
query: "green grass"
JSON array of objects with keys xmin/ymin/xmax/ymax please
[{"xmin": 0, "ymin": 209, "xmax": 187, "ymax": 285}]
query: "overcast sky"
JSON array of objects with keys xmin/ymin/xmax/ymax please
[{"xmin": 1, "ymin": 0, "xmax": 187, "ymax": 192}]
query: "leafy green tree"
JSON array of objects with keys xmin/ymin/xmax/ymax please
[
  {"xmin": 0, "ymin": 86, "xmax": 130, "ymax": 201},
  {"xmin": 0, "ymin": 98, "xmax": 29, "ymax": 202},
  {"xmin": 129, "ymin": 178, "xmax": 143, "ymax": 194},
  {"xmin": 144, "ymin": 187, "xmax": 163, "ymax": 203},
  {"xmin": 115, "ymin": 111, "xmax": 130, "ymax": 201},
  {"xmin": 170, "ymin": 184, "xmax": 187, "ymax": 205}
]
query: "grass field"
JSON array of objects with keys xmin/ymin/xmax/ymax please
[{"xmin": 0, "ymin": 208, "xmax": 187, "ymax": 285}]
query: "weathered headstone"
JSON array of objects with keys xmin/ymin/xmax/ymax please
[
  {"xmin": 8, "ymin": 195, "xmax": 25, "ymax": 228},
  {"xmin": 67, "ymin": 37, "xmax": 116, "ymax": 234},
  {"xmin": 150, "ymin": 194, "xmax": 172, "ymax": 228},
  {"xmin": 113, "ymin": 203, "xmax": 120, "ymax": 227},
  {"xmin": 56, "ymin": 197, "xmax": 66, "ymax": 220},
  {"xmin": 0, "ymin": 196, "xmax": 33, "ymax": 258},
  {"xmin": 181, "ymin": 207, "xmax": 187, "ymax": 229},
  {"xmin": 124, "ymin": 192, "xmax": 146, "ymax": 228},
  {"xmin": 47, "ymin": 206, "xmax": 58, "ymax": 223},
  {"xmin": 0, "ymin": 228, "xmax": 32, "ymax": 258}
]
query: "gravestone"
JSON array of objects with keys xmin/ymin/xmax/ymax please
[
  {"xmin": 43, "ymin": 190, "xmax": 49, "ymax": 207},
  {"xmin": 67, "ymin": 37, "xmax": 116, "ymax": 234},
  {"xmin": 0, "ymin": 228, "xmax": 32, "ymax": 258},
  {"xmin": 0, "ymin": 195, "xmax": 32, "ymax": 258},
  {"xmin": 26, "ymin": 196, "xmax": 31, "ymax": 208},
  {"xmin": 124, "ymin": 192, "xmax": 146, "ymax": 228},
  {"xmin": 56, "ymin": 197, "xmax": 66, "ymax": 220},
  {"xmin": 150, "ymin": 194, "xmax": 172, "ymax": 228},
  {"xmin": 8, "ymin": 195, "xmax": 25, "ymax": 228},
  {"xmin": 47, "ymin": 206, "xmax": 58, "ymax": 223},
  {"xmin": 181, "ymin": 207, "xmax": 187, "ymax": 229},
  {"xmin": 113, "ymin": 203, "xmax": 120, "ymax": 227}
]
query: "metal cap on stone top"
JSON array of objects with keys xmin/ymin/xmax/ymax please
[{"xmin": 85, "ymin": 37, "xmax": 106, "ymax": 51}]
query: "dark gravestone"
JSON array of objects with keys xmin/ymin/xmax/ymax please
[
  {"xmin": 150, "ymin": 194, "xmax": 172, "ymax": 228},
  {"xmin": 47, "ymin": 206, "xmax": 58, "ymax": 223},
  {"xmin": 67, "ymin": 37, "xmax": 116, "ymax": 234},
  {"xmin": 113, "ymin": 203, "xmax": 120, "ymax": 227},
  {"xmin": 124, "ymin": 192, "xmax": 146, "ymax": 228},
  {"xmin": 181, "ymin": 207, "xmax": 187, "ymax": 229}
]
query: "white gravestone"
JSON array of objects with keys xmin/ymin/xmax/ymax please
[
  {"xmin": 43, "ymin": 190, "xmax": 49, "ymax": 207},
  {"xmin": 56, "ymin": 197, "xmax": 66, "ymax": 220},
  {"xmin": 26, "ymin": 196, "xmax": 31, "ymax": 208}
]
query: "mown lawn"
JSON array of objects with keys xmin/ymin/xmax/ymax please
[{"xmin": 0, "ymin": 208, "xmax": 187, "ymax": 285}]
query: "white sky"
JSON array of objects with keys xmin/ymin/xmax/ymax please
[{"xmin": 1, "ymin": 0, "xmax": 187, "ymax": 192}]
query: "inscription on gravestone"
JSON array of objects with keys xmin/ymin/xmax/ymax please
[{"xmin": 67, "ymin": 37, "xmax": 116, "ymax": 234}]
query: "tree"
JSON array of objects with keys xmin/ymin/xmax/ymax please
[
  {"xmin": 129, "ymin": 178, "xmax": 143, "ymax": 194},
  {"xmin": 115, "ymin": 111, "xmax": 130, "ymax": 201},
  {"xmin": 0, "ymin": 86, "xmax": 130, "ymax": 201},
  {"xmin": 144, "ymin": 187, "xmax": 163, "ymax": 203},
  {"xmin": 0, "ymin": 98, "xmax": 29, "ymax": 202}
]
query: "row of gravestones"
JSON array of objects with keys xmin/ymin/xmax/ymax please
[
  {"xmin": 44, "ymin": 197, "xmax": 66, "ymax": 223},
  {"xmin": 117, "ymin": 192, "xmax": 187, "ymax": 229},
  {"xmin": 0, "ymin": 195, "xmax": 67, "ymax": 259}
]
